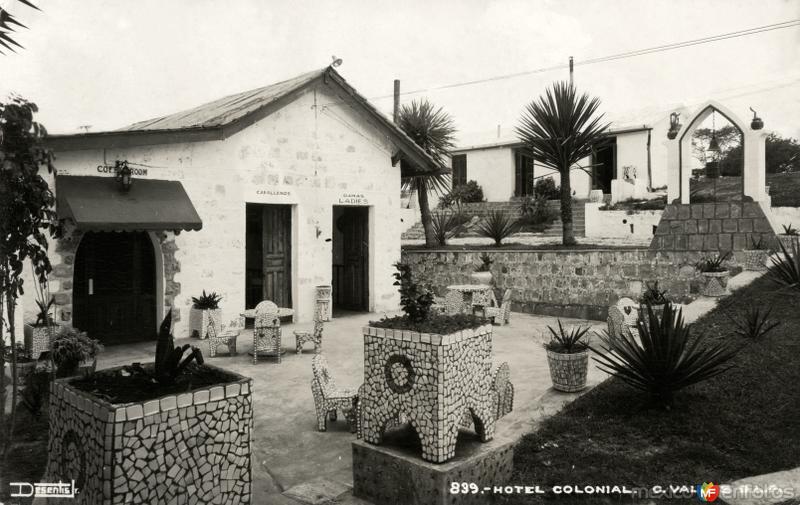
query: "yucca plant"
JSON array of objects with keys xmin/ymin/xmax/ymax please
[
  {"xmin": 768, "ymin": 239, "xmax": 800, "ymax": 291},
  {"xmin": 430, "ymin": 209, "xmax": 467, "ymax": 246},
  {"xmin": 730, "ymin": 306, "xmax": 780, "ymax": 340},
  {"xmin": 545, "ymin": 320, "xmax": 590, "ymax": 353},
  {"xmin": 695, "ymin": 251, "xmax": 732, "ymax": 273},
  {"xmin": 191, "ymin": 290, "xmax": 222, "ymax": 310},
  {"xmin": 477, "ymin": 210, "xmax": 521, "ymax": 246},
  {"xmin": 592, "ymin": 303, "xmax": 739, "ymax": 405}
]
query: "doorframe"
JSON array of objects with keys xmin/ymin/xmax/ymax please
[{"xmin": 330, "ymin": 204, "xmax": 372, "ymax": 312}]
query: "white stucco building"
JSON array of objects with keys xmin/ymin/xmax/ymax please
[{"xmin": 27, "ymin": 67, "xmax": 440, "ymax": 343}]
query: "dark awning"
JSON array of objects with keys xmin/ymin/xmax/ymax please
[{"xmin": 56, "ymin": 175, "xmax": 202, "ymax": 232}]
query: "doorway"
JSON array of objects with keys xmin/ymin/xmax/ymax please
[
  {"xmin": 592, "ymin": 138, "xmax": 616, "ymax": 194},
  {"xmin": 332, "ymin": 206, "xmax": 369, "ymax": 312},
  {"xmin": 73, "ymin": 231, "xmax": 157, "ymax": 344},
  {"xmin": 514, "ymin": 149, "xmax": 535, "ymax": 197},
  {"xmin": 245, "ymin": 204, "xmax": 292, "ymax": 309}
]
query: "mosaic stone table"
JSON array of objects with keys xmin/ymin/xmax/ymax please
[
  {"xmin": 445, "ymin": 285, "xmax": 495, "ymax": 315},
  {"xmin": 359, "ymin": 323, "xmax": 496, "ymax": 463}
]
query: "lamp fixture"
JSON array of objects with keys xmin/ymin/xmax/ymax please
[
  {"xmin": 749, "ymin": 107, "xmax": 764, "ymax": 130},
  {"xmin": 707, "ymin": 111, "xmax": 720, "ymax": 155},
  {"xmin": 667, "ymin": 112, "xmax": 681, "ymax": 139},
  {"xmin": 114, "ymin": 160, "xmax": 133, "ymax": 192}
]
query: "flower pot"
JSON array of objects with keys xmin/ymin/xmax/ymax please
[
  {"xmin": 778, "ymin": 234, "xmax": 799, "ymax": 252},
  {"xmin": 742, "ymin": 249, "xmax": 769, "ymax": 271},
  {"xmin": 189, "ymin": 308, "xmax": 221, "ymax": 339},
  {"xmin": 700, "ymin": 271, "xmax": 730, "ymax": 297},
  {"xmin": 24, "ymin": 323, "xmax": 57, "ymax": 359},
  {"xmin": 470, "ymin": 271, "xmax": 493, "ymax": 285},
  {"xmin": 546, "ymin": 349, "xmax": 589, "ymax": 392}
]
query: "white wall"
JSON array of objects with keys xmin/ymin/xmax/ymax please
[
  {"xmin": 616, "ymin": 131, "xmax": 650, "ymax": 182},
  {"xmin": 32, "ymin": 80, "xmax": 404, "ymax": 338},
  {"xmin": 450, "ymin": 146, "xmax": 514, "ymax": 201},
  {"xmin": 584, "ymin": 203, "xmax": 663, "ymax": 238}
]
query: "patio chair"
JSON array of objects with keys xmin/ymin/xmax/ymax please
[
  {"xmin": 484, "ymin": 289, "xmax": 512, "ymax": 325},
  {"xmin": 253, "ymin": 300, "xmax": 282, "ymax": 364},
  {"xmin": 607, "ymin": 305, "xmax": 632, "ymax": 341},
  {"xmin": 293, "ymin": 311, "xmax": 323, "ymax": 355},
  {"xmin": 311, "ymin": 354, "xmax": 358, "ymax": 432},
  {"xmin": 206, "ymin": 312, "xmax": 243, "ymax": 357}
]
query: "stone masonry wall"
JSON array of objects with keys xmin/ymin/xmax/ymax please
[
  {"xmin": 45, "ymin": 366, "xmax": 253, "ymax": 504},
  {"xmin": 403, "ymin": 249, "xmax": 705, "ymax": 321}
]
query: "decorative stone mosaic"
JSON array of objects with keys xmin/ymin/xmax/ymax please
[
  {"xmin": 25, "ymin": 324, "xmax": 56, "ymax": 358},
  {"xmin": 44, "ymin": 364, "xmax": 253, "ymax": 504},
  {"xmin": 546, "ymin": 350, "xmax": 589, "ymax": 393},
  {"xmin": 315, "ymin": 285, "xmax": 332, "ymax": 322},
  {"xmin": 360, "ymin": 324, "xmax": 496, "ymax": 463},
  {"xmin": 311, "ymin": 354, "xmax": 358, "ymax": 432}
]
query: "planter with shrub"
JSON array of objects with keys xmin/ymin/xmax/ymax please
[
  {"xmin": 50, "ymin": 327, "xmax": 103, "ymax": 378},
  {"xmin": 44, "ymin": 310, "xmax": 253, "ymax": 504},
  {"xmin": 778, "ymin": 224, "xmax": 800, "ymax": 252},
  {"xmin": 639, "ymin": 281, "xmax": 670, "ymax": 319},
  {"xmin": 543, "ymin": 320, "xmax": 590, "ymax": 392},
  {"xmin": 24, "ymin": 293, "xmax": 58, "ymax": 359},
  {"xmin": 471, "ymin": 253, "xmax": 494, "ymax": 284},
  {"xmin": 189, "ymin": 290, "xmax": 222, "ymax": 339},
  {"xmin": 742, "ymin": 236, "xmax": 771, "ymax": 271},
  {"xmin": 696, "ymin": 252, "xmax": 732, "ymax": 297}
]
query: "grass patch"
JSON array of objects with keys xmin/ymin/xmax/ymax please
[
  {"xmin": 502, "ymin": 274, "xmax": 800, "ymax": 503},
  {"xmin": 690, "ymin": 172, "xmax": 800, "ymax": 206}
]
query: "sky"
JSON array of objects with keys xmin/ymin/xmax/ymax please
[{"xmin": 1, "ymin": 0, "xmax": 799, "ymax": 142}]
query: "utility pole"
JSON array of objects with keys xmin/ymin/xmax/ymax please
[
  {"xmin": 569, "ymin": 56, "xmax": 574, "ymax": 86},
  {"xmin": 393, "ymin": 79, "xmax": 400, "ymax": 123}
]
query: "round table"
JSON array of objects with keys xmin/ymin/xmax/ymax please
[{"xmin": 446, "ymin": 284, "xmax": 496, "ymax": 314}]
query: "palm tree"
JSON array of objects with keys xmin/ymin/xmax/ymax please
[
  {"xmin": 397, "ymin": 99, "xmax": 457, "ymax": 248},
  {"xmin": 516, "ymin": 82, "xmax": 609, "ymax": 245},
  {"xmin": 0, "ymin": 0, "xmax": 39, "ymax": 55}
]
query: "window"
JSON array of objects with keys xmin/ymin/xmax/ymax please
[
  {"xmin": 514, "ymin": 149, "xmax": 535, "ymax": 197},
  {"xmin": 451, "ymin": 154, "xmax": 467, "ymax": 188}
]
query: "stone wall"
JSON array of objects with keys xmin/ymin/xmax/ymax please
[
  {"xmin": 402, "ymin": 248, "xmax": 705, "ymax": 321},
  {"xmin": 45, "ymin": 365, "xmax": 253, "ymax": 504},
  {"xmin": 651, "ymin": 201, "xmax": 778, "ymax": 251}
]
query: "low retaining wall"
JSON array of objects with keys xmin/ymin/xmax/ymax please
[
  {"xmin": 403, "ymin": 248, "xmax": 706, "ymax": 321},
  {"xmin": 584, "ymin": 203, "xmax": 663, "ymax": 239}
]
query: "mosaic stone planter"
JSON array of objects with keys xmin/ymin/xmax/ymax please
[
  {"xmin": 742, "ymin": 249, "xmax": 769, "ymax": 271},
  {"xmin": 315, "ymin": 285, "xmax": 332, "ymax": 322},
  {"xmin": 360, "ymin": 324, "xmax": 496, "ymax": 464},
  {"xmin": 44, "ymin": 364, "xmax": 253, "ymax": 504},
  {"xmin": 24, "ymin": 323, "xmax": 57, "ymax": 358},
  {"xmin": 700, "ymin": 271, "xmax": 730, "ymax": 297},
  {"xmin": 546, "ymin": 349, "xmax": 589, "ymax": 393},
  {"xmin": 189, "ymin": 308, "xmax": 221, "ymax": 339},
  {"xmin": 778, "ymin": 234, "xmax": 800, "ymax": 252}
]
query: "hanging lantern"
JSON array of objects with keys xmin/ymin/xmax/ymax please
[
  {"xmin": 114, "ymin": 160, "xmax": 133, "ymax": 192},
  {"xmin": 707, "ymin": 134, "xmax": 720, "ymax": 154}
]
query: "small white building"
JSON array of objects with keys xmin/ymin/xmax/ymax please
[{"xmin": 29, "ymin": 67, "xmax": 440, "ymax": 343}]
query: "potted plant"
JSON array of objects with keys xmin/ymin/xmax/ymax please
[
  {"xmin": 696, "ymin": 251, "xmax": 732, "ymax": 297},
  {"xmin": 50, "ymin": 327, "xmax": 103, "ymax": 378},
  {"xmin": 742, "ymin": 236, "xmax": 771, "ymax": 272},
  {"xmin": 24, "ymin": 282, "xmax": 58, "ymax": 359},
  {"xmin": 543, "ymin": 320, "xmax": 591, "ymax": 392},
  {"xmin": 2, "ymin": 343, "xmax": 38, "ymax": 387},
  {"xmin": 43, "ymin": 310, "xmax": 254, "ymax": 504},
  {"xmin": 470, "ymin": 253, "xmax": 494, "ymax": 284},
  {"xmin": 779, "ymin": 224, "xmax": 799, "ymax": 252},
  {"xmin": 639, "ymin": 281, "xmax": 670, "ymax": 319},
  {"xmin": 189, "ymin": 290, "xmax": 223, "ymax": 339}
]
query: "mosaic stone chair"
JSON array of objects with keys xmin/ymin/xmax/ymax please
[
  {"xmin": 470, "ymin": 288, "xmax": 496, "ymax": 316},
  {"xmin": 311, "ymin": 354, "xmax": 358, "ymax": 432},
  {"xmin": 253, "ymin": 300, "xmax": 282, "ymax": 364},
  {"xmin": 294, "ymin": 307, "xmax": 324, "ymax": 355},
  {"xmin": 484, "ymin": 289, "xmax": 512, "ymax": 325},
  {"xmin": 206, "ymin": 312, "xmax": 243, "ymax": 357}
]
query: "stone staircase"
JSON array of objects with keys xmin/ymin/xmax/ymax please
[{"xmin": 401, "ymin": 200, "xmax": 586, "ymax": 240}]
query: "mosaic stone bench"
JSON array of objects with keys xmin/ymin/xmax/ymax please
[
  {"xmin": 44, "ymin": 364, "xmax": 253, "ymax": 504},
  {"xmin": 359, "ymin": 324, "xmax": 496, "ymax": 464}
]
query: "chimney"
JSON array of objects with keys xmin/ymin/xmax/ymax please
[{"xmin": 393, "ymin": 79, "xmax": 400, "ymax": 123}]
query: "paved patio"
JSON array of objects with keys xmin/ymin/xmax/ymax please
[{"xmin": 94, "ymin": 311, "xmax": 609, "ymax": 504}]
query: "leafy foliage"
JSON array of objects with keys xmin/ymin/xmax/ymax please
[
  {"xmin": 392, "ymin": 262, "xmax": 433, "ymax": 322},
  {"xmin": 474, "ymin": 253, "xmax": 493, "ymax": 273},
  {"xmin": 722, "ymin": 132, "xmax": 800, "ymax": 174},
  {"xmin": 592, "ymin": 303, "xmax": 739, "ymax": 405},
  {"xmin": 476, "ymin": 210, "xmax": 520, "ymax": 246},
  {"xmin": 768, "ymin": 239, "xmax": 800, "ymax": 291},
  {"xmin": 191, "ymin": 290, "xmax": 222, "ymax": 310},
  {"xmin": 544, "ymin": 319, "xmax": 590, "ymax": 354},
  {"xmin": 730, "ymin": 306, "xmax": 780, "ymax": 340},
  {"xmin": 438, "ymin": 180, "xmax": 484, "ymax": 208},
  {"xmin": 19, "ymin": 369, "xmax": 50, "ymax": 417},
  {"xmin": 369, "ymin": 313, "xmax": 485, "ymax": 334},
  {"xmin": 430, "ymin": 209, "xmax": 468, "ymax": 246},
  {"xmin": 534, "ymin": 176, "xmax": 560, "ymax": 200},
  {"xmin": 641, "ymin": 281, "xmax": 670, "ymax": 305},
  {"xmin": 398, "ymin": 99, "xmax": 457, "ymax": 247},
  {"xmin": 696, "ymin": 251, "xmax": 732, "ymax": 273},
  {"xmin": 516, "ymin": 82, "xmax": 609, "ymax": 245},
  {"xmin": 50, "ymin": 327, "xmax": 103, "ymax": 378},
  {"xmin": 782, "ymin": 223, "xmax": 798, "ymax": 236},
  {"xmin": 126, "ymin": 310, "xmax": 204, "ymax": 386},
  {"xmin": 518, "ymin": 194, "xmax": 554, "ymax": 225}
]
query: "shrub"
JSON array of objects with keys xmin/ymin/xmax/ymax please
[
  {"xmin": 438, "ymin": 180, "xmax": 484, "ymax": 208},
  {"xmin": 20, "ymin": 369, "xmax": 51, "ymax": 417},
  {"xmin": 769, "ymin": 240, "xmax": 800, "ymax": 291},
  {"xmin": 544, "ymin": 320, "xmax": 590, "ymax": 353},
  {"xmin": 695, "ymin": 251, "xmax": 732, "ymax": 273},
  {"xmin": 730, "ymin": 306, "xmax": 780, "ymax": 340},
  {"xmin": 369, "ymin": 313, "xmax": 485, "ymax": 334},
  {"xmin": 641, "ymin": 281, "xmax": 670, "ymax": 305},
  {"xmin": 476, "ymin": 210, "xmax": 521, "ymax": 246},
  {"xmin": 430, "ymin": 209, "xmax": 469, "ymax": 246},
  {"xmin": 519, "ymin": 194, "xmax": 554, "ymax": 225},
  {"xmin": 192, "ymin": 290, "xmax": 222, "ymax": 310},
  {"xmin": 50, "ymin": 327, "xmax": 103, "ymax": 378},
  {"xmin": 592, "ymin": 303, "xmax": 739, "ymax": 405},
  {"xmin": 392, "ymin": 262, "xmax": 433, "ymax": 322},
  {"xmin": 534, "ymin": 177, "xmax": 560, "ymax": 200}
]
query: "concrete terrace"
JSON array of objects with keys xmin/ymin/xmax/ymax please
[{"xmin": 93, "ymin": 311, "xmax": 609, "ymax": 505}]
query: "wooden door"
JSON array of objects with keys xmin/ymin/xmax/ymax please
[
  {"xmin": 245, "ymin": 204, "xmax": 292, "ymax": 309},
  {"xmin": 334, "ymin": 207, "xmax": 368, "ymax": 310},
  {"xmin": 73, "ymin": 232, "xmax": 157, "ymax": 344}
]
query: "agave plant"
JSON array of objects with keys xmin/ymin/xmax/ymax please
[
  {"xmin": 430, "ymin": 209, "xmax": 468, "ymax": 246},
  {"xmin": 544, "ymin": 320, "xmax": 590, "ymax": 354},
  {"xmin": 695, "ymin": 251, "xmax": 732, "ymax": 273},
  {"xmin": 641, "ymin": 280, "xmax": 669, "ymax": 305},
  {"xmin": 191, "ymin": 290, "xmax": 222, "ymax": 310},
  {"xmin": 730, "ymin": 306, "xmax": 780, "ymax": 340},
  {"xmin": 592, "ymin": 303, "xmax": 739, "ymax": 405},
  {"xmin": 126, "ymin": 310, "xmax": 204, "ymax": 385},
  {"xmin": 781, "ymin": 223, "xmax": 798, "ymax": 236},
  {"xmin": 477, "ymin": 210, "xmax": 520, "ymax": 246},
  {"xmin": 768, "ymin": 239, "xmax": 800, "ymax": 291},
  {"xmin": 475, "ymin": 253, "xmax": 493, "ymax": 272},
  {"xmin": 34, "ymin": 296, "xmax": 55, "ymax": 326}
]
